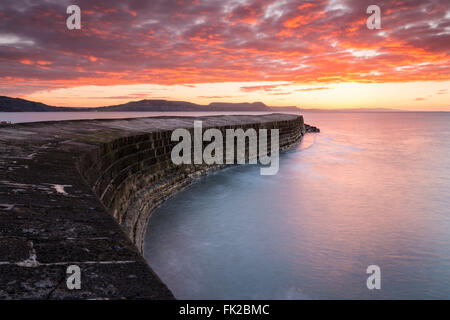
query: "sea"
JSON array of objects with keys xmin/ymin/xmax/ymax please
[{"xmin": 4, "ymin": 111, "xmax": 449, "ymax": 299}]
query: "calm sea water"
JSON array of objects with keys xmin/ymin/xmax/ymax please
[
  {"xmin": 0, "ymin": 111, "xmax": 272, "ymax": 123},
  {"xmin": 5, "ymin": 111, "xmax": 448, "ymax": 299},
  {"xmin": 142, "ymin": 112, "xmax": 450, "ymax": 299}
]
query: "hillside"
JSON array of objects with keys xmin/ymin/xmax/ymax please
[
  {"xmin": 0, "ymin": 96, "xmax": 81, "ymax": 112},
  {"xmin": 0, "ymin": 96, "xmax": 300, "ymax": 112}
]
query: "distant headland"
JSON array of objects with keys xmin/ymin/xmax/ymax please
[
  {"xmin": 0, "ymin": 96, "xmax": 411, "ymax": 113},
  {"xmin": 0, "ymin": 96, "xmax": 299, "ymax": 113}
]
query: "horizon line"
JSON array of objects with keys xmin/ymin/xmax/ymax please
[{"xmin": 2, "ymin": 95, "xmax": 449, "ymax": 113}]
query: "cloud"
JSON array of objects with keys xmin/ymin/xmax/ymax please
[
  {"xmin": 269, "ymin": 92, "xmax": 292, "ymax": 95},
  {"xmin": 295, "ymin": 87, "xmax": 331, "ymax": 92},
  {"xmin": 0, "ymin": 0, "xmax": 449, "ymax": 96},
  {"xmin": 197, "ymin": 95, "xmax": 235, "ymax": 99},
  {"xmin": 85, "ymin": 93, "xmax": 151, "ymax": 99},
  {"xmin": 240, "ymin": 84, "xmax": 288, "ymax": 92}
]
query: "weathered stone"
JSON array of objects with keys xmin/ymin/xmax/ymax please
[
  {"xmin": 0, "ymin": 114, "xmax": 309, "ymax": 299},
  {"xmin": 305, "ymin": 124, "xmax": 320, "ymax": 133}
]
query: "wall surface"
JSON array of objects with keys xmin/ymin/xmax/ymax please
[{"xmin": 0, "ymin": 114, "xmax": 305, "ymax": 299}]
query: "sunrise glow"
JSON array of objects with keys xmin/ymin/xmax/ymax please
[{"xmin": 1, "ymin": 0, "xmax": 449, "ymax": 110}]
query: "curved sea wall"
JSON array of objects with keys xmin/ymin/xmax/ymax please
[{"xmin": 0, "ymin": 114, "xmax": 305, "ymax": 299}]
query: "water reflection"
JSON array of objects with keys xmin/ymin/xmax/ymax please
[{"xmin": 143, "ymin": 112, "xmax": 450, "ymax": 299}]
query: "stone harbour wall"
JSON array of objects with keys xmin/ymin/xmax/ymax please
[{"xmin": 0, "ymin": 114, "xmax": 305, "ymax": 299}]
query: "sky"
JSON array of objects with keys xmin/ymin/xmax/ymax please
[{"xmin": 0, "ymin": 0, "xmax": 449, "ymax": 110}]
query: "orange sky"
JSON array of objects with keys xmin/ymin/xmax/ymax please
[
  {"xmin": 24, "ymin": 81, "xmax": 450, "ymax": 111},
  {"xmin": 1, "ymin": 0, "xmax": 449, "ymax": 110}
]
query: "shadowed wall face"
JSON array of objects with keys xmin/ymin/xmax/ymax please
[{"xmin": 78, "ymin": 116, "xmax": 305, "ymax": 252}]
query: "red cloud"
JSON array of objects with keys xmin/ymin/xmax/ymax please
[{"xmin": 0, "ymin": 0, "xmax": 448, "ymax": 96}]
